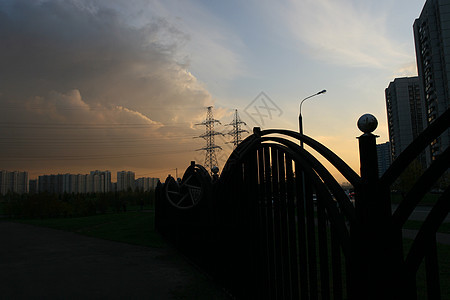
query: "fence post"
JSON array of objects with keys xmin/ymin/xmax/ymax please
[
  {"xmin": 155, "ymin": 180, "xmax": 163, "ymax": 233},
  {"xmin": 354, "ymin": 114, "xmax": 393, "ymax": 299}
]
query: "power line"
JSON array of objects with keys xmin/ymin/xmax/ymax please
[
  {"xmin": 0, "ymin": 136, "xmax": 196, "ymax": 145},
  {"xmin": 0, "ymin": 121, "xmax": 200, "ymax": 129},
  {"xmin": 0, "ymin": 123, "xmax": 162, "ymax": 129},
  {"xmin": 0, "ymin": 105, "xmax": 207, "ymax": 112},
  {"xmin": 0, "ymin": 148, "xmax": 193, "ymax": 161}
]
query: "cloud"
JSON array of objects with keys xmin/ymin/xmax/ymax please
[
  {"xmin": 274, "ymin": 0, "xmax": 412, "ymax": 69},
  {"xmin": 0, "ymin": 0, "xmax": 216, "ymax": 178},
  {"xmin": 0, "ymin": 88, "xmax": 200, "ymax": 176},
  {"xmin": 142, "ymin": 0, "xmax": 247, "ymax": 82},
  {"xmin": 23, "ymin": 90, "xmax": 162, "ymax": 126},
  {"xmin": 0, "ymin": 0, "xmax": 213, "ymax": 119},
  {"xmin": 392, "ymin": 62, "xmax": 418, "ymax": 78}
]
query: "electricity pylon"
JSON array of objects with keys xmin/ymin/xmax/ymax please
[
  {"xmin": 226, "ymin": 109, "xmax": 248, "ymax": 149},
  {"xmin": 195, "ymin": 106, "xmax": 224, "ymax": 173}
]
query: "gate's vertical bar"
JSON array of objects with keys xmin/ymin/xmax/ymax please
[
  {"xmin": 278, "ymin": 150, "xmax": 291, "ymax": 299},
  {"xmin": 317, "ymin": 193, "xmax": 330, "ymax": 300},
  {"xmin": 231, "ymin": 160, "xmax": 244, "ymax": 296},
  {"xmin": 264, "ymin": 146, "xmax": 276, "ymax": 299},
  {"xmin": 257, "ymin": 147, "xmax": 270, "ymax": 298},
  {"xmin": 271, "ymin": 146, "xmax": 284, "ymax": 300},
  {"xmin": 286, "ymin": 157, "xmax": 300, "ymax": 299},
  {"xmin": 304, "ymin": 176, "xmax": 318, "ymax": 299},
  {"xmin": 330, "ymin": 223, "xmax": 343, "ymax": 300},
  {"xmin": 244, "ymin": 147, "xmax": 260, "ymax": 299},
  {"xmin": 295, "ymin": 161, "xmax": 309, "ymax": 299}
]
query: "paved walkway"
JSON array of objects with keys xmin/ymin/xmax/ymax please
[
  {"xmin": 402, "ymin": 229, "xmax": 450, "ymax": 245},
  {"xmin": 0, "ymin": 221, "xmax": 228, "ymax": 299},
  {"xmin": 391, "ymin": 204, "xmax": 450, "ymax": 222}
]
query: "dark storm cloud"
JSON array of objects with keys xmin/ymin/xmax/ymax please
[
  {"xmin": 0, "ymin": 0, "xmax": 210, "ymax": 119},
  {"xmin": 0, "ymin": 0, "xmax": 212, "ymax": 176}
]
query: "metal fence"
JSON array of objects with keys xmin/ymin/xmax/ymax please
[{"xmin": 155, "ymin": 109, "xmax": 450, "ymax": 299}]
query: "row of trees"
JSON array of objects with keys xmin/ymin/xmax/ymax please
[
  {"xmin": 393, "ymin": 159, "xmax": 449, "ymax": 195},
  {"xmin": 0, "ymin": 189, "xmax": 156, "ymax": 219}
]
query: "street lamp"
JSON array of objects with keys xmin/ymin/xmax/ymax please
[{"xmin": 299, "ymin": 89, "xmax": 326, "ymax": 147}]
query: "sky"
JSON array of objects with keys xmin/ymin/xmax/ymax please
[{"xmin": 0, "ymin": 0, "xmax": 426, "ymax": 182}]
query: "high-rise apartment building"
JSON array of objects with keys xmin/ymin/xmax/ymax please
[
  {"xmin": 385, "ymin": 77, "xmax": 425, "ymax": 161},
  {"xmin": 0, "ymin": 170, "xmax": 6, "ymax": 195},
  {"xmin": 38, "ymin": 174, "xmax": 60, "ymax": 194},
  {"xmin": 89, "ymin": 170, "xmax": 112, "ymax": 193},
  {"xmin": 135, "ymin": 177, "xmax": 160, "ymax": 192},
  {"xmin": 376, "ymin": 142, "xmax": 392, "ymax": 177},
  {"xmin": 38, "ymin": 171, "xmax": 112, "ymax": 194},
  {"xmin": 414, "ymin": 0, "xmax": 450, "ymax": 163},
  {"xmin": 29, "ymin": 179, "xmax": 38, "ymax": 194},
  {"xmin": 0, "ymin": 170, "xmax": 28, "ymax": 195},
  {"xmin": 117, "ymin": 171, "xmax": 135, "ymax": 191},
  {"xmin": 15, "ymin": 171, "xmax": 29, "ymax": 194},
  {"xmin": 76, "ymin": 174, "xmax": 87, "ymax": 194}
]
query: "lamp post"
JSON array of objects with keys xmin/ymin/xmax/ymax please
[{"xmin": 299, "ymin": 89, "xmax": 326, "ymax": 147}]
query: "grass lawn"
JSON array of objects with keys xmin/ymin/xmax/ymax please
[
  {"xmin": 402, "ymin": 239, "xmax": 450, "ymax": 299},
  {"xmin": 12, "ymin": 210, "xmax": 165, "ymax": 247},
  {"xmin": 404, "ymin": 220, "xmax": 450, "ymax": 234},
  {"xmin": 390, "ymin": 193, "xmax": 441, "ymax": 205}
]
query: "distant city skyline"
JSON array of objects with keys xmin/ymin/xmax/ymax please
[
  {"xmin": 1, "ymin": 168, "xmax": 159, "ymax": 182},
  {"xmin": 1, "ymin": 169, "xmax": 159, "ymax": 195},
  {"xmin": 0, "ymin": 0, "xmax": 427, "ymax": 183}
]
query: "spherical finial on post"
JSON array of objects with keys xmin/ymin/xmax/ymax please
[
  {"xmin": 357, "ymin": 114, "xmax": 378, "ymax": 134},
  {"xmin": 211, "ymin": 166, "xmax": 219, "ymax": 175},
  {"xmin": 211, "ymin": 166, "xmax": 219, "ymax": 182}
]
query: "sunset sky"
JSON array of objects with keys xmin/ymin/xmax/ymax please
[{"xmin": 0, "ymin": 0, "xmax": 426, "ymax": 182}]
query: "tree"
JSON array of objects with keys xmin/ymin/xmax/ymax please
[{"xmin": 393, "ymin": 159, "xmax": 425, "ymax": 199}]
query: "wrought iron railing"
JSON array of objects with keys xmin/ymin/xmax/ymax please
[{"xmin": 156, "ymin": 109, "xmax": 450, "ymax": 299}]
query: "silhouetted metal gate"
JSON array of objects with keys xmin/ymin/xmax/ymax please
[{"xmin": 156, "ymin": 109, "xmax": 450, "ymax": 299}]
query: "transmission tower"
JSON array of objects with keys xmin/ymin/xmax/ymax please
[
  {"xmin": 195, "ymin": 106, "xmax": 223, "ymax": 173},
  {"xmin": 226, "ymin": 109, "xmax": 248, "ymax": 149}
]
